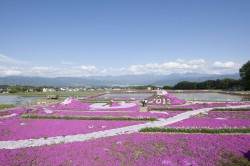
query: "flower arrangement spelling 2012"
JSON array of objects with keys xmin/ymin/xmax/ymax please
[{"xmin": 147, "ymin": 90, "xmax": 186, "ymax": 105}]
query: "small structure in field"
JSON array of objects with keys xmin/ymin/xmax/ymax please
[{"xmin": 47, "ymin": 95, "xmax": 59, "ymax": 99}]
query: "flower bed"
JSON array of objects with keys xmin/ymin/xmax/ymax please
[
  {"xmin": 149, "ymin": 102, "xmax": 250, "ymax": 110},
  {"xmin": 89, "ymin": 102, "xmax": 139, "ymax": 111},
  {"xmin": 45, "ymin": 98, "xmax": 92, "ymax": 111},
  {"xmin": 30, "ymin": 109, "xmax": 184, "ymax": 119},
  {"xmin": 0, "ymin": 133, "xmax": 249, "ymax": 165},
  {"xmin": 167, "ymin": 111, "xmax": 250, "ymax": 128},
  {"xmin": 45, "ymin": 97, "xmax": 139, "ymax": 111},
  {"xmin": 0, "ymin": 107, "xmax": 32, "ymax": 117},
  {"xmin": 22, "ymin": 114, "xmax": 157, "ymax": 121},
  {"xmin": 147, "ymin": 91, "xmax": 186, "ymax": 105},
  {"xmin": 0, "ymin": 115, "xmax": 146, "ymax": 141}
]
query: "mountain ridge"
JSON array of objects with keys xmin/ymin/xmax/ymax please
[{"xmin": 0, "ymin": 73, "xmax": 240, "ymax": 86}]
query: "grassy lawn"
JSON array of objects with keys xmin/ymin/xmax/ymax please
[{"xmin": 0, "ymin": 104, "xmax": 15, "ymax": 110}]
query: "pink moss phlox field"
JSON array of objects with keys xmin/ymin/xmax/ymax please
[
  {"xmin": 147, "ymin": 92, "xmax": 186, "ymax": 105},
  {"xmin": 45, "ymin": 97, "xmax": 139, "ymax": 111},
  {"xmin": 1, "ymin": 133, "xmax": 249, "ymax": 165},
  {"xmin": 0, "ymin": 107, "xmax": 33, "ymax": 116},
  {"xmin": 165, "ymin": 93, "xmax": 186, "ymax": 105},
  {"xmin": 45, "ymin": 97, "xmax": 91, "ymax": 111},
  {"xmin": 149, "ymin": 102, "xmax": 250, "ymax": 110},
  {"xmin": 168, "ymin": 111, "xmax": 250, "ymax": 128},
  {"xmin": 89, "ymin": 102, "xmax": 139, "ymax": 112},
  {"xmin": 179, "ymin": 102, "xmax": 250, "ymax": 110},
  {"xmin": 0, "ymin": 116, "xmax": 145, "ymax": 141},
  {"xmin": 31, "ymin": 110, "xmax": 183, "ymax": 119}
]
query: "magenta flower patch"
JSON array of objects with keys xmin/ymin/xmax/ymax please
[
  {"xmin": 168, "ymin": 111, "xmax": 250, "ymax": 128},
  {"xmin": 0, "ymin": 133, "xmax": 249, "ymax": 165},
  {"xmin": 45, "ymin": 97, "xmax": 139, "ymax": 111},
  {"xmin": 0, "ymin": 116, "xmax": 146, "ymax": 141}
]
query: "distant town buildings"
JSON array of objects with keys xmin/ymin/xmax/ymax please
[{"xmin": 42, "ymin": 88, "xmax": 56, "ymax": 92}]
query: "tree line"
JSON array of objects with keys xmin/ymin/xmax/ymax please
[
  {"xmin": 164, "ymin": 78, "xmax": 241, "ymax": 90},
  {"xmin": 164, "ymin": 60, "xmax": 250, "ymax": 90},
  {"xmin": 0, "ymin": 85, "xmax": 55, "ymax": 93}
]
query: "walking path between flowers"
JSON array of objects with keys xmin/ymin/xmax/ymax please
[{"xmin": 1, "ymin": 104, "xmax": 250, "ymax": 150}]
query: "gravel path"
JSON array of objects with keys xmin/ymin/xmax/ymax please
[{"xmin": 1, "ymin": 104, "xmax": 250, "ymax": 149}]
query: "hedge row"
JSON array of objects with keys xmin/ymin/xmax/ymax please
[
  {"xmin": 22, "ymin": 115, "xmax": 157, "ymax": 121},
  {"xmin": 211, "ymin": 108, "xmax": 250, "ymax": 111},
  {"xmin": 139, "ymin": 127, "xmax": 250, "ymax": 134},
  {"xmin": 150, "ymin": 107, "xmax": 192, "ymax": 111}
]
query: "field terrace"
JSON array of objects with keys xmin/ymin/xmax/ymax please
[{"xmin": 1, "ymin": 93, "xmax": 250, "ymax": 165}]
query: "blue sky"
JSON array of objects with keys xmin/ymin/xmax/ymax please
[{"xmin": 0, "ymin": 0, "xmax": 249, "ymax": 77}]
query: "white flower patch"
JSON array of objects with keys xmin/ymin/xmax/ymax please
[
  {"xmin": 156, "ymin": 90, "xmax": 168, "ymax": 96},
  {"xmin": 149, "ymin": 111, "xmax": 169, "ymax": 115},
  {"xmin": 61, "ymin": 97, "xmax": 73, "ymax": 105},
  {"xmin": 44, "ymin": 108, "xmax": 53, "ymax": 114},
  {"xmin": 215, "ymin": 117, "xmax": 227, "ymax": 120},
  {"xmin": 0, "ymin": 113, "xmax": 17, "ymax": 119},
  {"xmin": 116, "ymin": 141, "xmax": 122, "ymax": 145}
]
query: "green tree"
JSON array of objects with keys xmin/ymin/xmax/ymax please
[{"xmin": 239, "ymin": 60, "xmax": 250, "ymax": 90}]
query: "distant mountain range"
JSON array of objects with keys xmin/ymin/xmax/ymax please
[{"xmin": 0, "ymin": 73, "xmax": 240, "ymax": 87}]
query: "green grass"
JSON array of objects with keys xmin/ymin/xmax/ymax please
[
  {"xmin": 211, "ymin": 108, "xmax": 250, "ymax": 111},
  {"xmin": 0, "ymin": 104, "xmax": 15, "ymax": 110},
  {"xmin": 150, "ymin": 107, "xmax": 193, "ymax": 111},
  {"xmin": 22, "ymin": 115, "xmax": 157, "ymax": 121},
  {"xmin": 139, "ymin": 127, "xmax": 250, "ymax": 134}
]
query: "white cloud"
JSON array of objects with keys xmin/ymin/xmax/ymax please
[
  {"xmin": 126, "ymin": 59, "xmax": 206, "ymax": 75},
  {"xmin": 0, "ymin": 53, "xmax": 28, "ymax": 65},
  {"xmin": 32, "ymin": 66, "xmax": 52, "ymax": 71},
  {"xmin": 0, "ymin": 59, "xmax": 241, "ymax": 77},
  {"xmin": 213, "ymin": 61, "xmax": 237, "ymax": 68},
  {"xmin": 209, "ymin": 61, "xmax": 241, "ymax": 74},
  {"xmin": 76, "ymin": 65, "xmax": 97, "ymax": 71},
  {"xmin": 0, "ymin": 66, "xmax": 24, "ymax": 76}
]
